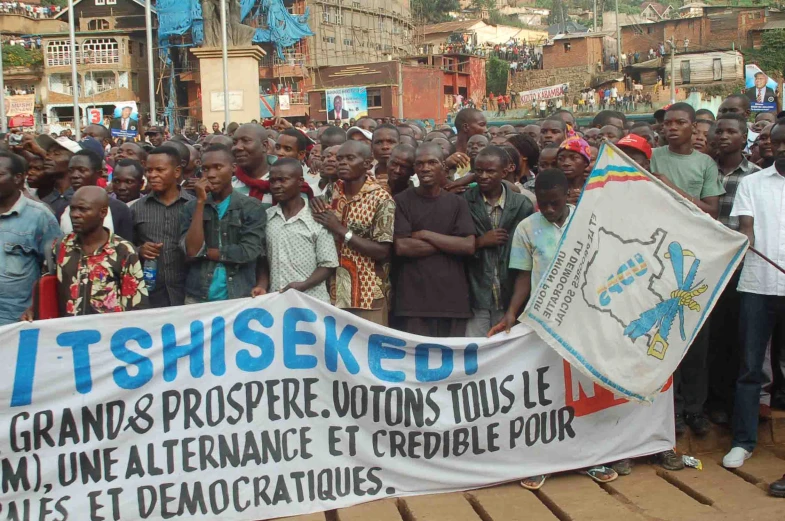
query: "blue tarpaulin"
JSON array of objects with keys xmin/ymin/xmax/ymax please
[{"xmin": 156, "ymin": 0, "xmax": 313, "ymax": 57}]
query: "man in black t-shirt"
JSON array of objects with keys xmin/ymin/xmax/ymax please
[{"xmin": 392, "ymin": 143, "xmax": 476, "ymax": 337}]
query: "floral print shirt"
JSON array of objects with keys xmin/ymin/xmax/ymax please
[
  {"xmin": 55, "ymin": 231, "xmax": 148, "ymax": 316},
  {"xmin": 324, "ymin": 178, "xmax": 395, "ymax": 310}
]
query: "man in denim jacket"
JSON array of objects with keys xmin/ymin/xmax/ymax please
[
  {"xmin": 0, "ymin": 151, "xmax": 62, "ymax": 325},
  {"xmin": 180, "ymin": 145, "xmax": 266, "ymax": 303}
]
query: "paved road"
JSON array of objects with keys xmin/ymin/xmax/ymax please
[{"xmin": 277, "ymin": 412, "xmax": 785, "ymax": 521}]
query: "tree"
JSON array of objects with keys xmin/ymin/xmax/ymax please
[
  {"xmin": 486, "ymin": 56, "xmax": 509, "ymax": 95},
  {"xmin": 744, "ymin": 30, "xmax": 785, "ymax": 78},
  {"xmin": 411, "ymin": 0, "xmax": 461, "ymax": 24}
]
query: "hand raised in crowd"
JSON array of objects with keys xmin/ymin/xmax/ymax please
[
  {"xmin": 310, "ymin": 197, "xmax": 328, "ymax": 214},
  {"xmin": 477, "ymin": 229, "xmax": 509, "ymax": 248},
  {"xmin": 182, "ymin": 176, "xmax": 198, "ymax": 192},
  {"xmin": 567, "ymin": 188, "xmax": 582, "ymax": 206},
  {"xmin": 487, "ymin": 312, "xmax": 517, "ymax": 337},
  {"xmin": 274, "ymin": 117, "xmax": 293, "ymax": 131},
  {"xmin": 20, "ymin": 132, "xmax": 46, "ymax": 157},
  {"xmin": 194, "ymin": 177, "xmax": 212, "ymax": 202},
  {"xmin": 312, "ymin": 209, "xmax": 345, "ymax": 235},
  {"xmin": 445, "ymin": 152, "xmax": 470, "ymax": 170},
  {"xmin": 138, "ymin": 242, "xmax": 163, "ymax": 260}
]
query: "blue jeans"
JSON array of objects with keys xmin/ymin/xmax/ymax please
[{"xmin": 732, "ymin": 292, "xmax": 785, "ymax": 451}]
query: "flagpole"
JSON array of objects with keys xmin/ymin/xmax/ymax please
[
  {"xmin": 68, "ymin": 0, "xmax": 80, "ymax": 140},
  {"xmin": 145, "ymin": 0, "xmax": 156, "ymax": 126},
  {"xmin": 0, "ymin": 34, "xmax": 7, "ymax": 133},
  {"xmin": 749, "ymin": 247, "xmax": 785, "ymax": 275},
  {"xmin": 219, "ymin": 0, "xmax": 230, "ymax": 129}
]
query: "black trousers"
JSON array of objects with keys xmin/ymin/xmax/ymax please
[
  {"xmin": 675, "ymin": 319, "xmax": 711, "ymax": 416},
  {"xmin": 707, "ymin": 271, "xmax": 742, "ymax": 414}
]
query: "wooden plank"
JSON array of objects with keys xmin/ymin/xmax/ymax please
[
  {"xmin": 657, "ymin": 458, "xmax": 781, "ymax": 514},
  {"xmin": 402, "ymin": 492, "xmax": 480, "ymax": 521},
  {"xmin": 537, "ymin": 473, "xmax": 649, "ymax": 521},
  {"xmin": 604, "ymin": 464, "xmax": 715, "ymax": 520},
  {"xmin": 337, "ymin": 498, "xmax": 402, "ymax": 521},
  {"xmin": 468, "ymin": 483, "xmax": 559, "ymax": 521}
]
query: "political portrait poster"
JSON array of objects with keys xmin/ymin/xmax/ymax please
[
  {"xmin": 326, "ymin": 87, "xmax": 368, "ymax": 122},
  {"xmin": 110, "ymin": 101, "xmax": 139, "ymax": 139},
  {"xmin": 744, "ymin": 64, "xmax": 777, "ymax": 113}
]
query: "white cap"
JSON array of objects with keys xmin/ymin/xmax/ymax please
[{"xmin": 346, "ymin": 126, "xmax": 372, "ymax": 141}]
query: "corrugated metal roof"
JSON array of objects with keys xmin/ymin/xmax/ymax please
[
  {"xmin": 423, "ymin": 19, "xmax": 483, "ymax": 35},
  {"xmin": 759, "ymin": 20, "xmax": 785, "ymax": 30}
]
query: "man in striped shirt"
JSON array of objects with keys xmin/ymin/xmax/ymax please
[{"xmin": 132, "ymin": 146, "xmax": 194, "ymax": 308}]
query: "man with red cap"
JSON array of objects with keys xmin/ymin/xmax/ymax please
[{"xmin": 616, "ymin": 133, "xmax": 652, "ymax": 171}]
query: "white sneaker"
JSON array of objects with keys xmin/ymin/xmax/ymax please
[{"xmin": 722, "ymin": 447, "xmax": 752, "ymax": 468}]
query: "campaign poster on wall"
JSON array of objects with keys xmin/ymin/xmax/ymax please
[
  {"xmin": 744, "ymin": 64, "xmax": 778, "ymax": 113},
  {"xmin": 326, "ymin": 87, "xmax": 368, "ymax": 122},
  {"xmin": 110, "ymin": 101, "xmax": 139, "ymax": 139}
]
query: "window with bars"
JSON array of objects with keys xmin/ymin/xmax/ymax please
[
  {"xmin": 46, "ymin": 40, "xmax": 75, "ymax": 67},
  {"xmin": 82, "ymin": 38, "xmax": 120, "ymax": 64}
]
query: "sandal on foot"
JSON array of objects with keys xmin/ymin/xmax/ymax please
[
  {"xmin": 583, "ymin": 465, "xmax": 618, "ymax": 483},
  {"xmin": 520, "ymin": 474, "xmax": 547, "ymax": 490}
]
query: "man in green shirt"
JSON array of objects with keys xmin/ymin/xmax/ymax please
[
  {"xmin": 649, "ymin": 102, "xmax": 726, "ymax": 446},
  {"xmin": 650, "ymin": 103, "xmax": 725, "ymax": 218}
]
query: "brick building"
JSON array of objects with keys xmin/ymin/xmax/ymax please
[
  {"xmin": 542, "ymin": 33, "xmax": 611, "ymax": 71},
  {"xmin": 620, "ymin": 7, "xmax": 766, "ymax": 56},
  {"xmin": 308, "ymin": 54, "xmax": 486, "ymax": 124}
]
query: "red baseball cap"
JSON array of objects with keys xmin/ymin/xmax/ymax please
[{"xmin": 617, "ymin": 133, "xmax": 652, "ymax": 160}]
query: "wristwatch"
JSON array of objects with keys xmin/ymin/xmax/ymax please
[{"xmin": 344, "ymin": 230, "xmax": 354, "ymax": 243}]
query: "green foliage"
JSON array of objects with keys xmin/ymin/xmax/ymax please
[
  {"xmin": 41, "ymin": 0, "xmax": 67, "ymax": 7},
  {"xmin": 486, "ymin": 56, "xmax": 508, "ymax": 95},
  {"xmin": 2, "ymin": 46, "xmax": 43, "ymax": 69},
  {"xmin": 744, "ymin": 30, "xmax": 785, "ymax": 79},
  {"xmin": 411, "ymin": 0, "xmax": 461, "ymax": 23},
  {"xmin": 487, "ymin": 10, "xmax": 534, "ymax": 29}
]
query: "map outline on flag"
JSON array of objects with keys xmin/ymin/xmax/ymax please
[{"xmin": 523, "ymin": 142, "xmax": 749, "ymax": 402}]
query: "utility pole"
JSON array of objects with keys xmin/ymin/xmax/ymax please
[
  {"xmin": 219, "ymin": 0, "xmax": 230, "ymax": 130},
  {"xmin": 593, "ymin": 0, "xmax": 597, "ymax": 32},
  {"xmin": 68, "ymin": 0, "xmax": 80, "ymax": 140},
  {"xmin": 669, "ymin": 37, "xmax": 675, "ymax": 103},
  {"xmin": 615, "ymin": 0, "xmax": 621, "ymax": 68},
  {"xmin": 0, "ymin": 35, "xmax": 7, "ymax": 133},
  {"xmin": 145, "ymin": 0, "xmax": 155, "ymax": 126}
]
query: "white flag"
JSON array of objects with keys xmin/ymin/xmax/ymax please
[{"xmin": 524, "ymin": 142, "xmax": 749, "ymax": 402}]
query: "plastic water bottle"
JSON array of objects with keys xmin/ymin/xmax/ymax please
[{"xmin": 143, "ymin": 259, "xmax": 157, "ymax": 291}]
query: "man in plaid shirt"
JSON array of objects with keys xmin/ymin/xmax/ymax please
[
  {"xmin": 708, "ymin": 112, "xmax": 761, "ymax": 427},
  {"xmin": 716, "ymin": 114, "xmax": 761, "ymax": 230}
]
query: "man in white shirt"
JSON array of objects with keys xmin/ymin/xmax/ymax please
[{"xmin": 723, "ymin": 119, "xmax": 785, "ymax": 469}]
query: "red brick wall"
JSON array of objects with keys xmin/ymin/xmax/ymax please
[
  {"xmin": 620, "ymin": 9, "xmax": 765, "ymax": 56},
  {"xmin": 543, "ymin": 38, "xmax": 594, "ymax": 70},
  {"xmin": 403, "ymin": 66, "xmax": 444, "ymax": 122}
]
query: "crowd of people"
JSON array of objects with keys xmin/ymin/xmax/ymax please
[
  {"xmin": 1, "ymin": 93, "xmax": 784, "ymax": 497},
  {"xmin": 0, "ymin": 1, "xmax": 60, "ymax": 18},
  {"xmin": 428, "ymin": 38, "xmax": 544, "ymax": 71}
]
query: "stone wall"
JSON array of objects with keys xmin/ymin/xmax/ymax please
[{"xmin": 508, "ymin": 65, "xmax": 593, "ymax": 93}]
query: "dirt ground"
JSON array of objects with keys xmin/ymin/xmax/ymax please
[{"xmin": 275, "ymin": 411, "xmax": 785, "ymax": 521}]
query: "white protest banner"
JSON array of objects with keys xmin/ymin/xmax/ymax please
[
  {"xmin": 0, "ymin": 291, "xmax": 673, "ymax": 520},
  {"xmin": 518, "ymin": 83, "xmax": 568, "ymax": 104},
  {"xmin": 524, "ymin": 143, "xmax": 748, "ymax": 403}
]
